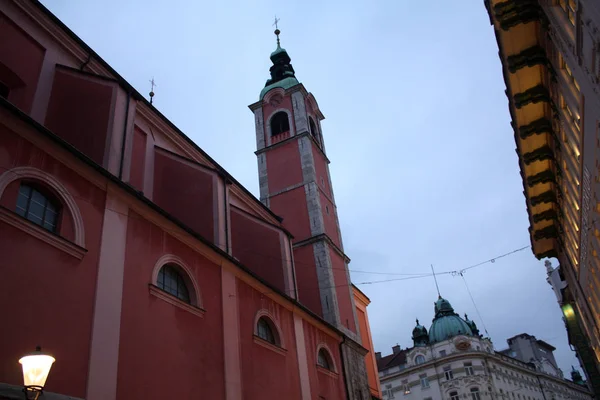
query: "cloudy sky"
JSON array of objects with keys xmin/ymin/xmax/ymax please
[{"xmin": 40, "ymin": 0, "xmax": 579, "ymax": 374}]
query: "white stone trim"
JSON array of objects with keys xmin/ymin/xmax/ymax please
[
  {"xmin": 253, "ymin": 308, "xmax": 286, "ymax": 348},
  {"xmin": 316, "ymin": 342, "xmax": 338, "ymax": 373},
  {"xmin": 0, "ymin": 166, "xmax": 85, "ymax": 247},
  {"xmin": 151, "ymin": 253, "xmax": 203, "ymax": 308}
]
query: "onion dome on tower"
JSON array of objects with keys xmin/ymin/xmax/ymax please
[
  {"xmin": 428, "ymin": 297, "xmax": 474, "ymax": 343},
  {"xmin": 412, "ymin": 319, "xmax": 429, "ymax": 347},
  {"xmin": 260, "ymin": 27, "xmax": 299, "ymax": 99}
]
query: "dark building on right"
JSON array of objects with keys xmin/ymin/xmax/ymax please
[{"xmin": 484, "ymin": 0, "xmax": 600, "ymax": 394}]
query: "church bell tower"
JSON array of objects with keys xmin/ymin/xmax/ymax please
[{"xmin": 248, "ymin": 27, "xmax": 370, "ymax": 399}]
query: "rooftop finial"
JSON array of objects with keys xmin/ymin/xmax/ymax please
[
  {"xmin": 416, "ymin": 318, "xmax": 420, "ymax": 325},
  {"xmin": 149, "ymin": 77, "xmax": 157, "ymax": 104},
  {"xmin": 273, "ymin": 16, "xmax": 281, "ymax": 47},
  {"xmin": 431, "ymin": 264, "xmax": 441, "ymax": 298}
]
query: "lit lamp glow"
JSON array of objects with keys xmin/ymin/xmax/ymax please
[
  {"xmin": 19, "ymin": 346, "xmax": 55, "ymax": 400},
  {"xmin": 562, "ymin": 304, "xmax": 575, "ymax": 319}
]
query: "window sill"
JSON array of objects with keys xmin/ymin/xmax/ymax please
[
  {"xmin": 148, "ymin": 284, "xmax": 205, "ymax": 318},
  {"xmin": 317, "ymin": 365, "xmax": 339, "ymax": 378},
  {"xmin": 0, "ymin": 206, "xmax": 87, "ymax": 259},
  {"xmin": 253, "ymin": 335, "xmax": 287, "ymax": 356}
]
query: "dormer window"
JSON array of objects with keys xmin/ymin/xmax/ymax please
[{"xmin": 271, "ymin": 111, "xmax": 289, "ymax": 136}]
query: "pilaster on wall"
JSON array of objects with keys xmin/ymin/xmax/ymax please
[
  {"xmin": 312, "ymin": 241, "xmax": 340, "ymax": 327},
  {"xmin": 222, "ymin": 269, "xmax": 242, "ymax": 400},
  {"xmin": 253, "ymin": 107, "xmax": 265, "ymax": 151},
  {"xmin": 257, "ymin": 153, "xmax": 269, "ymax": 206},
  {"xmin": 340, "ymin": 339, "xmax": 370, "ymax": 400},
  {"xmin": 298, "ymin": 135, "xmax": 317, "ymax": 184},
  {"xmin": 291, "ymin": 91, "xmax": 309, "ymax": 135},
  {"xmin": 86, "ymin": 186, "xmax": 128, "ymax": 400}
]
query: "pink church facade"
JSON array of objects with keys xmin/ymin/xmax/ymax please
[{"xmin": 0, "ymin": 1, "xmax": 377, "ymax": 400}]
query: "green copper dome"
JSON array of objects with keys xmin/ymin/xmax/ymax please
[
  {"xmin": 428, "ymin": 297, "xmax": 474, "ymax": 343},
  {"xmin": 412, "ymin": 319, "xmax": 429, "ymax": 347},
  {"xmin": 270, "ymin": 44, "xmax": 288, "ymax": 59},
  {"xmin": 260, "ymin": 30, "xmax": 300, "ymax": 100}
]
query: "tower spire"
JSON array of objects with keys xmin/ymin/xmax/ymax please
[{"xmin": 273, "ymin": 16, "xmax": 281, "ymax": 47}]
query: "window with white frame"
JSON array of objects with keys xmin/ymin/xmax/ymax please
[
  {"xmin": 420, "ymin": 374, "xmax": 429, "ymax": 389},
  {"xmin": 450, "ymin": 391, "xmax": 460, "ymax": 400},
  {"xmin": 415, "ymin": 354, "xmax": 426, "ymax": 365},
  {"xmin": 385, "ymin": 384, "xmax": 394, "ymax": 399},
  {"xmin": 465, "ymin": 362, "xmax": 474, "ymax": 376},
  {"xmin": 471, "ymin": 387, "xmax": 481, "ymax": 400},
  {"xmin": 444, "ymin": 366, "xmax": 454, "ymax": 381}
]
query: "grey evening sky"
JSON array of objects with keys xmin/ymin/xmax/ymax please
[{"xmin": 41, "ymin": 0, "xmax": 580, "ymax": 375}]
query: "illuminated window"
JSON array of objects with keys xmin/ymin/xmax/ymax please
[
  {"xmin": 15, "ymin": 183, "xmax": 60, "ymax": 233},
  {"xmin": 561, "ymin": 54, "xmax": 581, "ymax": 92},
  {"xmin": 157, "ymin": 264, "xmax": 191, "ymax": 303},
  {"xmin": 402, "ymin": 379, "xmax": 410, "ymax": 395},
  {"xmin": 559, "ymin": 0, "xmax": 576, "ymax": 25}
]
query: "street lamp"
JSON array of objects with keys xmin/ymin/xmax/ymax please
[{"xmin": 19, "ymin": 346, "xmax": 55, "ymax": 400}]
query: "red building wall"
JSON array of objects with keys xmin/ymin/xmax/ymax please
[
  {"xmin": 230, "ymin": 207, "xmax": 285, "ymax": 292},
  {"xmin": 293, "ymin": 245, "xmax": 323, "ymax": 317},
  {"xmin": 128, "ymin": 126, "xmax": 146, "ymax": 191},
  {"xmin": 0, "ymin": 128, "xmax": 106, "ymax": 399},
  {"xmin": 152, "ymin": 148, "xmax": 215, "ymax": 242},
  {"xmin": 265, "ymin": 140, "xmax": 303, "ymax": 194},
  {"xmin": 303, "ymin": 321, "xmax": 346, "ymax": 400},
  {"xmin": 237, "ymin": 279, "xmax": 302, "ymax": 400},
  {"xmin": 117, "ymin": 212, "xmax": 225, "ymax": 399},
  {"xmin": 45, "ymin": 68, "xmax": 115, "ymax": 166},
  {"xmin": 330, "ymin": 249, "xmax": 356, "ymax": 334},
  {"xmin": 269, "ymin": 186, "xmax": 312, "ymax": 242},
  {"xmin": 0, "ymin": 12, "xmax": 45, "ymax": 114}
]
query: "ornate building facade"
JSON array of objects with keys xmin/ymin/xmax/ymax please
[
  {"xmin": 484, "ymin": 0, "xmax": 600, "ymax": 390},
  {"xmin": 376, "ymin": 297, "xmax": 593, "ymax": 400},
  {"xmin": 0, "ymin": 1, "xmax": 376, "ymax": 399}
]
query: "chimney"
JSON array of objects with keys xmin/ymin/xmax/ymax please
[
  {"xmin": 376, "ymin": 352, "xmax": 381, "ymax": 360},
  {"xmin": 392, "ymin": 345, "xmax": 401, "ymax": 354}
]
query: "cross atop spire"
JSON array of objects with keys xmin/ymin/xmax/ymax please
[{"xmin": 273, "ymin": 16, "xmax": 281, "ymax": 46}]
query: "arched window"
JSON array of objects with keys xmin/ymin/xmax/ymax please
[
  {"xmin": 470, "ymin": 387, "xmax": 481, "ymax": 400},
  {"xmin": 317, "ymin": 348, "xmax": 333, "ymax": 370},
  {"xmin": 15, "ymin": 183, "xmax": 60, "ymax": 233},
  {"xmin": 450, "ymin": 392, "xmax": 460, "ymax": 400},
  {"xmin": 309, "ymin": 117, "xmax": 319, "ymax": 141},
  {"xmin": 157, "ymin": 264, "xmax": 191, "ymax": 303},
  {"xmin": 256, "ymin": 316, "xmax": 278, "ymax": 344},
  {"xmin": 270, "ymin": 112, "xmax": 289, "ymax": 136},
  {"xmin": 415, "ymin": 354, "xmax": 426, "ymax": 365}
]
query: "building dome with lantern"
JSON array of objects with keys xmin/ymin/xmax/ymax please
[{"xmin": 428, "ymin": 296, "xmax": 476, "ymax": 343}]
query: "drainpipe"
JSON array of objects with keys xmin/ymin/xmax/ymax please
[
  {"xmin": 118, "ymin": 92, "xmax": 131, "ymax": 180},
  {"xmin": 339, "ymin": 336, "xmax": 351, "ymax": 400}
]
